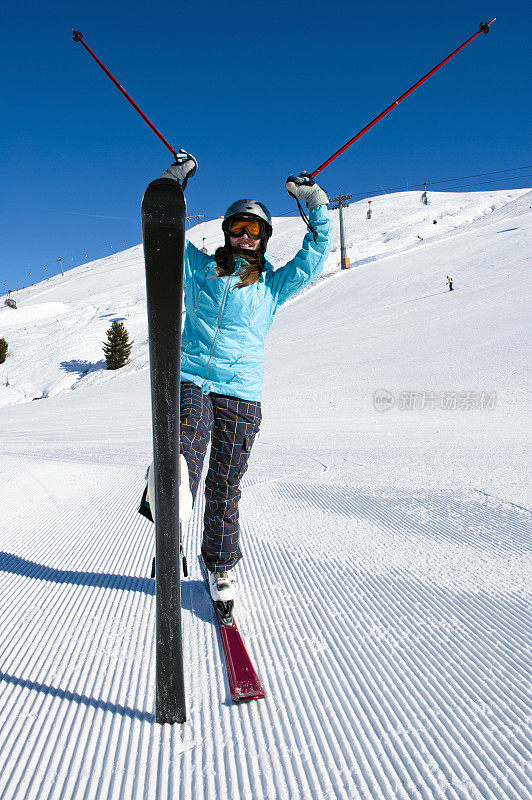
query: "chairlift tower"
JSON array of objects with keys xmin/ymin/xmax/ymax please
[
  {"xmin": 330, "ymin": 188, "xmax": 352, "ymax": 269},
  {"xmin": 186, "ymin": 214, "xmax": 206, "ymax": 229}
]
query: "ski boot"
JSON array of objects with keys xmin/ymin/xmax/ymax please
[{"xmin": 208, "ymin": 569, "xmax": 237, "ymax": 625}]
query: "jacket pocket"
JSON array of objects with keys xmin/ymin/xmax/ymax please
[
  {"xmin": 194, "ymin": 266, "xmax": 212, "ymax": 313},
  {"xmin": 243, "ymin": 429, "xmax": 257, "ymax": 453},
  {"xmin": 231, "ymin": 353, "xmax": 263, "ymax": 384}
]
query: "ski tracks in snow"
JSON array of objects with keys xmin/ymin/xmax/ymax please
[{"xmin": 0, "ymin": 459, "xmax": 530, "ymax": 800}]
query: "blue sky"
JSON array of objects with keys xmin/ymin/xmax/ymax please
[{"xmin": 1, "ymin": 0, "xmax": 530, "ymax": 291}]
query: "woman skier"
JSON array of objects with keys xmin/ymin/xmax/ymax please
[{"xmin": 141, "ymin": 150, "xmax": 331, "ymax": 617}]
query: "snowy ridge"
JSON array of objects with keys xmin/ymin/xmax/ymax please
[
  {"xmin": 0, "ymin": 188, "xmax": 529, "ymax": 409},
  {"xmin": 0, "ymin": 188, "xmax": 530, "ymax": 799}
]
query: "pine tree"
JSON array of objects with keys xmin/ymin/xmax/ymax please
[
  {"xmin": 0, "ymin": 338, "xmax": 8, "ymax": 364},
  {"xmin": 103, "ymin": 321, "xmax": 133, "ymax": 370}
]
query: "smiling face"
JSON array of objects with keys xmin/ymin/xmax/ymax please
[
  {"xmin": 225, "ymin": 215, "xmax": 266, "ymax": 255},
  {"xmin": 229, "ymin": 230, "xmax": 262, "ymax": 253}
]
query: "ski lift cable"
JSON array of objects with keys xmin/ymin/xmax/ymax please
[
  {"xmin": 422, "ymin": 165, "xmax": 532, "ymax": 187},
  {"xmin": 276, "ymin": 172, "xmax": 532, "ymax": 215},
  {"xmin": 6, "ymin": 167, "xmax": 529, "ymax": 287},
  {"xmin": 345, "ymin": 174, "xmax": 532, "ymax": 200},
  {"xmin": 5, "ymin": 166, "xmax": 530, "ymax": 288}
]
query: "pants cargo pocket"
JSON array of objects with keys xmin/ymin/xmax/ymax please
[{"xmin": 237, "ymin": 425, "xmax": 259, "ymax": 480}]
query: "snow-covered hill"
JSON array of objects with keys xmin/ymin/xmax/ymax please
[
  {"xmin": 0, "ymin": 189, "xmax": 530, "ymax": 800},
  {"xmin": 0, "ymin": 188, "xmax": 528, "ymax": 408}
]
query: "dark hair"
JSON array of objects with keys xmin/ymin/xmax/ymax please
[{"xmin": 214, "ymin": 244, "xmax": 264, "ymax": 288}]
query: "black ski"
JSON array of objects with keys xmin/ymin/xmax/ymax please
[{"xmin": 142, "ymin": 177, "xmax": 187, "ymax": 724}]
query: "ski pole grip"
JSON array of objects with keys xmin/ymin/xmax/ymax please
[{"xmin": 72, "ymin": 30, "xmax": 83, "ymax": 42}]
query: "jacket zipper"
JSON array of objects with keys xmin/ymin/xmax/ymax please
[
  {"xmin": 204, "ymin": 278, "xmax": 232, "ymax": 380},
  {"xmin": 249, "ymin": 283, "xmax": 260, "ymax": 324}
]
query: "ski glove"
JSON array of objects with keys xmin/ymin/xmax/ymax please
[
  {"xmin": 285, "ymin": 172, "xmax": 328, "ymax": 210},
  {"xmin": 162, "ymin": 149, "xmax": 198, "ymax": 183}
]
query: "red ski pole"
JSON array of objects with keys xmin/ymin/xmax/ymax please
[
  {"xmin": 311, "ymin": 19, "xmax": 496, "ymax": 178},
  {"xmin": 72, "ymin": 30, "xmax": 178, "ymax": 159}
]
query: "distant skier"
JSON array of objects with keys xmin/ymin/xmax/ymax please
[
  {"xmin": 140, "ymin": 150, "xmax": 331, "ymax": 611},
  {"xmin": 446, "ymin": 275, "xmax": 454, "ymax": 291}
]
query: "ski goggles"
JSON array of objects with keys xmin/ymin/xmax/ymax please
[{"xmin": 224, "ymin": 217, "xmax": 266, "ymax": 239}]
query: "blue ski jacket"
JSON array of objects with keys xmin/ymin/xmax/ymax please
[{"xmin": 181, "ymin": 204, "xmax": 331, "ymax": 401}]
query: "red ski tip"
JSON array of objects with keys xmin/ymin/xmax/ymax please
[{"xmin": 218, "ymin": 614, "xmax": 266, "ymax": 702}]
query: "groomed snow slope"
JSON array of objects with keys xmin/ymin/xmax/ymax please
[{"xmin": 0, "ymin": 189, "xmax": 530, "ymax": 800}]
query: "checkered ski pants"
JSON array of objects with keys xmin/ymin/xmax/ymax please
[{"xmin": 180, "ymin": 381, "xmax": 262, "ymax": 573}]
